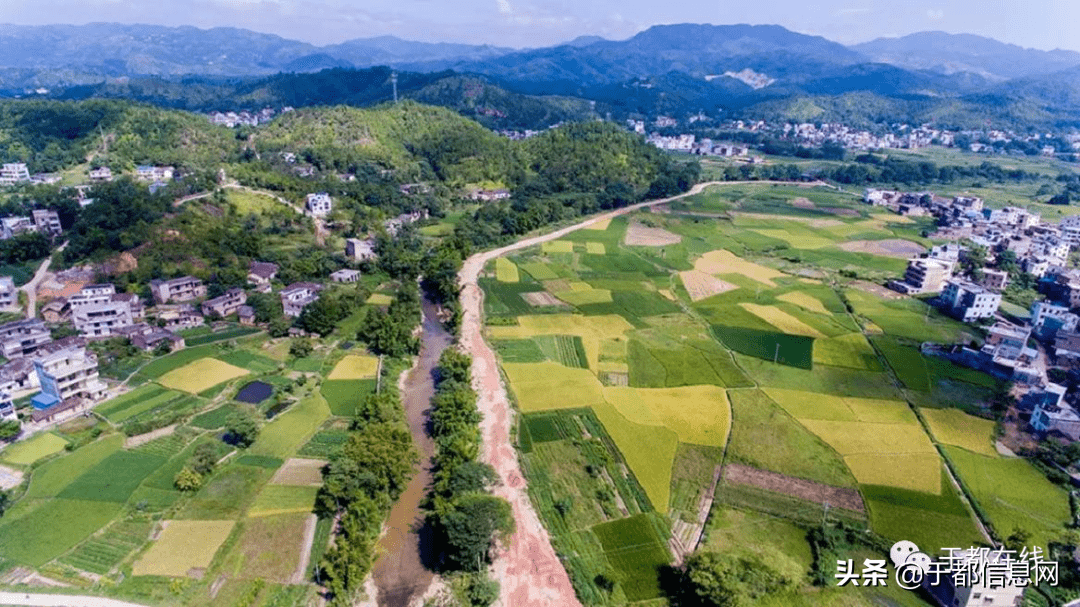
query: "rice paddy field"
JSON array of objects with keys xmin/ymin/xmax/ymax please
[
  {"xmin": 482, "ymin": 182, "xmax": 1066, "ymax": 606},
  {"xmin": 0, "ymin": 331, "xmax": 363, "ymax": 606}
]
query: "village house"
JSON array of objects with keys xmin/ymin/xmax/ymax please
[
  {"xmin": 0, "ymin": 276, "xmax": 16, "ymax": 308},
  {"xmin": 237, "ymin": 306, "xmax": 256, "ymax": 326},
  {"xmin": 41, "ymin": 298, "xmax": 70, "ymax": 324},
  {"xmin": 247, "ymin": 261, "xmax": 279, "ymax": 291},
  {"xmin": 31, "ymin": 209, "xmax": 62, "ymax": 238},
  {"xmin": 468, "ymin": 188, "xmax": 511, "ymax": 202},
  {"xmin": 330, "ymin": 269, "xmax": 361, "ymax": 284},
  {"xmin": 346, "ymin": 238, "xmax": 377, "ymax": 261},
  {"xmin": 281, "ymin": 282, "xmax": 323, "ymax": 317},
  {"xmin": 978, "ymin": 268, "xmax": 1009, "ymax": 292},
  {"xmin": 32, "ymin": 337, "xmax": 107, "ymax": 413},
  {"xmin": 149, "ymin": 276, "xmax": 207, "ymax": 304},
  {"xmin": 941, "ymin": 279, "xmax": 1002, "ymax": 322},
  {"xmin": 921, "ymin": 548, "xmax": 1026, "ymax": 607},
  {"xmin": 1030, "ymin": 384, "xmax": 1080, "ymax": 440},
  {"xmin": 156, "ymin": 306, "xmax": 205, "ymax": 331},
  {"xmin": 201, "ymin": 288, "xmax": 247, "ymax": 318},
  {"xmin": 0, "ymin": 163, "xmax": 30, "ymax": 185},
  {"xmin": 87, "ymin": 166, "xmax": 113, "ymax": 182},
  {"xmin": 1, "ymin": 216, "xmax": 35, "ymax": 240},
  {"xmin": 0, "ymin": 380, "xmax": 15, "ymax": 420},
  {"xmin": 890, "ymin": 258, "xmax": 953, "ymax": 295},
  {"xmin": 0, "ymin": 319, "xmax": 52, "ymax": 359},
  {"xmin": 0, "ymin": 358, "xmax": 38, "ymax": 393},
  {"xmin": 384, "ymin": 210, "xmax": 429, "ymax": 236},
  {"xmin": 305, "ymin": 192, "xmax": 332, "ymax": 216},
  {"xmin": 135, "ymin": 165, "xmax": 174, "ymax": 182},
  {"xmin": 117, "ymin": 324, "xmax": 184, "ymax": 353}
]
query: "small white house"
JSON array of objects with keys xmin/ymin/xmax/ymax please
[
  {"xmin": 306, "ymin": 193, "xmax": 332, "ymax": 217},
  {"xmin": 330, "ymin": 269, "xmax": 361, "ymax": 284}
]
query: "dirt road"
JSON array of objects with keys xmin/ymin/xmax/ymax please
[
  {"xmin": 0, "ymin": 592, "xmax": 149, "ymax": 607},
  {"xmin": 21, "ymin": 241, "xmax": 66, "ymax": 318},
  {"xmin": 456, "ymin": 181, "xmax": 733, "ymax": 607}
]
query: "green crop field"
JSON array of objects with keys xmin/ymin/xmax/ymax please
[
  {"xmin": 592, "ymin": 401, "xmax": 678, "ymax": 514},
  {"xmin": 519, "ymin": 261, "xmax": 559, "ymax": 280},
  {"xmin": 298, "ymin": 425, "xmax": 350, "ymax": 459},
  {"xmin": 321, "ymin": 379, "xmax": 377, "ymax": 416},
  {"xmin": 101, "ymin": 389, "xmax": 189, "ymax": 423},
  {"xmin": 177, "ymin": 464, "xmax": 273, "ymax": 520},
  {"xmin": 97, "ymin": 384, "xmax": 168, "ymax": 419},
  {"xmin": 58, "ymin": 451, "xmax": 168, "ymax": 502},
  {"xmin": 25, "ymin": 434, "xmax": 125, "ymax": 499},
  {"xmin": 249, "ymin": 393, "xmax": 331, "ymax": 458},
  {"xmin": 712, "ymin": 325, "xmax": 814, "ymax": 370},
  {"xmin": 534, "ymin": 334, "xmax": 589, "ymax": 368},
  {"xmin": 217, "ymin": 350, "xmax": 281, "ymax": 373},
  {"xmin": 0, "ymin": 499, "xmax": 123, "ymax": 566},
  {"xmin": 185, "ymin": 326, "xmax": 262, "ymax": 346},
  {"xmin": 190, "ymin": 403, "xmax": 245, "ymax": 429},
  {"xmin": 592, "ymin": 514, "xmax": 671, "ymax": 602},
  {"xmin": 862, "ymin": 480, "xmax": 985, "ymax": 553},
  {"xmin": 59, "ymin": 520, "xmax": 152, "ymax": 575},
  {"xmin": 0, "ymin": 432, "xmax": 68, "ymax": 466},
  {"xmin": 138, "ymin": 344, "xmax": 223, "ymax": 378},
  {"xmin": 248, "ymin": 485, "xmax": 319, "ymax": 517},
  {"xmin": 813, "ymin": 333, "xmax": 883, "ymax": 371},
  {"xmin": 945, "ymin": 447, "xmax": 1071, "ymax": 550},
  {"xmin": 727, "ymin": 390, "xmax": 857, "ymax": 488}
]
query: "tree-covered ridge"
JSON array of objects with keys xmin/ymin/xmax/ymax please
[{"xmin": 0, "ymin": 99, "xmax": 236, "ymax": 173}]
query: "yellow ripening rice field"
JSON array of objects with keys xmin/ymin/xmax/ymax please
[
  {"xmin": 922, "ymin": 408, "xmax": 999, "ymax": 457},
  {"xmin": 739, "ymin": 303, "xmax": 826, "ymax": 338},
  {"xmin": 541, "ymin": 240, "xmax": 574, "ymax": 254},
  {"xmin": 327, "ymin": 354, "xmax": 380, "ymax": 380},
  {"xmin": 489, "ymin": 314, "xmax": 633, "ymax": 371},
  {"xmin": 798, "ymin": 420, "xmax": 936, "ymax": 456},
  {"xmin": 132, "ymin": 520, "xmax": 235, "ymax": 577},
  {"xmin": 502, "ymin": 362, "xmax": 606, "ymax": 412},
  {"xmin": 157, "ymin": 358, "xmax": 249, "ymax": 394},
  {"xmin": 693, "ymin": 250, "xmax": 785, "ymax": 286},
  {"xmin": 495, "ymin": 257, "xmax": 520, "ymax": 283},
  {"xmin": 602, "ymin": 385, "xmax": 731, "ymax": 447},
  {"xmin": 776, "ymin": 291, "xmax": 830, "ymax": 315},
  {"xmin": 585, "ymin": 242, "xmax": 606, "ymax": 255},
  {"xmin": 584, "ymin": 217, "xmax": 612, "ymax": 231},
  {"xmin": 844, "ymin": 453, "xmax": 943, "ymax": 494}
]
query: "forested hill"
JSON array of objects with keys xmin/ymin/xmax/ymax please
[{"xmin": 54, "ymin": 68, "xmax": 599, "ymax": 131}]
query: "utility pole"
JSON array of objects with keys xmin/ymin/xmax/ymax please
[
  {"xmin": 823, "ymin": 501, "xmax": 830, "ymax": 526},
  {"xmin": 391, "ymin": 72, "xmax": 398, "ymax": 103},
  {"xmin": 773, "ymin": 342, "xmax": 780, "ymax": 364}
]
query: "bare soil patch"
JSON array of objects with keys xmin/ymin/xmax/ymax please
[
  {"xmin": 521, "ymin": 292, "xmax": 569, "ymax": 308},
  {"xmin": 723, "ymin": 463, "xmax": 864, "ymax": 513},
  {"xmin": 541, "ymin": 279, "xmax": 572, "ymax": 293},
  {"xmin": 271, "ymin": 458, "xmax": 326, "ymax": 486},
  {"xmin": 679, "ymin": 270, "xmax": 737, "ymax": 302},
  {"xmin": 839, "ymin": 239, "xmax": 925, "ymax": 259},
  {"xmin": 0, "ymin": 464, "xmax": 24, "ymax": 490},
  {"xmin": 850, "ymin": 280, "xmax": 906, "ymax": 300},
  {"xmin": 823, "ymin": 207, "xmax": 861, "ymax": 217},
  {"xmin": 625, "ymin": 222, "xmax": 682, "ymax": 247},
  {"xmin": 791, "ymin": 197, "xmax": 815, "ymax": 209}
]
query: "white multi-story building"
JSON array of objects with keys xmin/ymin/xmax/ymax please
[
  {"xmin": 941, "ymin": 279, "xmax": 1002, "ymax": 322},
  {"xmin": 892, "ymin": 258, "xmax": 953, "ymax": 295},
  {"xmin": 150, "ymin": 276, "xmax": 207, "ymax": 304},
  {"xmin": 305, "ymin": 193, "xmax": 332, "ymax": 217},
  {"xmin": 200, "ymin": 288, "xmax": 247, "ymax": 318},
  {"xmin": 281, "ymin": 282, "xmax": 323, "ymax": 317},
  {"xmin": 87, "ymin": 166, "xmax": 113, "ymax": 182},
  {"xmin": 0, "ymin": 379, "xmax": 16, "ymax": 420},
  {"xmin": 1, "ymin": 216, "xmax": 35, "ymax": 240},
  {"xmin": 0, "ymin": 319, "xmax": 52, "ymax": 359},
  {"xmin": 33, "ymin": 340, "xmax": 106, "ymax": 403},
  {"xmin": 31, "ymin": 209, "xmax": 62, "ymax": 238},
  {"xmin": 0, "ymin": 163, "xmax": 30, "ymax": 185},
  {"xmin": 0, "ymin": 276, "xmax": 15, "ymax": 308},
  {"xmin": 921, "ymin": 548, "xmax": 1026, "ymax": 607},
  {"xmin": 70, "ymin": 285, "xmax": 144, "ymax": 338}
]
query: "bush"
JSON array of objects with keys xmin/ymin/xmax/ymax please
[
  {"xmin": 173, "ymin": 467, "xmax": 203, "ymax": 492},
  {"xmin": 224, "ymin": 410, "xmax": 259, "ymax": 448}
]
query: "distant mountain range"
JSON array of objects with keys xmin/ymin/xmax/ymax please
[{"xmin": 7, "ymin": 21, "xmax": 1080, "ymax": 129}]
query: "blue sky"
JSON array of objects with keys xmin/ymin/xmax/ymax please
[{"xmin": 5, "ymin": 0, "xmax": 1077, "ymax": 51}]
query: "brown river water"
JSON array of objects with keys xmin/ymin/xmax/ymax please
[{"xmin": 370, "ymin": 300, "xmax": 453, "ymax": 607}]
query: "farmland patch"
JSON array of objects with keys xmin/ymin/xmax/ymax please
[
  {"xmin": 922, "ymin": 408, "xmax": 998, "ymax": 457},
  {"xmin": 624, "ymin": 223, "xmax": 681, "ymax": 247},
  {"xmin": 495, "ymin": 257, "xmax": 520, "ymax": 283},
  {"xmin": 1, "ymin": 432, "xmax": 68, "ymax": 466},
  {"xmin": 158, "ymin": 357, "xmax": 249, "ymax": 394},
  {"xmin": 679, "ymin": 270, "xmax": 737, "ymax": 301},
  {"xmin": 592, "ymin": 513, "xmax": 671, "ymax": 601},
  {"xmin": 839, "ymin": 239, "xmax": 925, "ymax": 258},
  {"xmin": 327, "ymin": 354, "xmax": 380, "ymax": 380},
  {"xmin": 694, "ymin": 249, "xmax": 784, "ymax": 286},
  {"xmin": 132, "ymin": 520, "xmax": 235, "ymax": 577},
  {"xmin": 270, "ymin": 458, "xmax": 326, "ymax": 486}
]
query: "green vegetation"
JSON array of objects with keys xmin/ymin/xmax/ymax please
[{"xmin": 0, "ymin": 432, "xmax": 68, "ymax": 465}]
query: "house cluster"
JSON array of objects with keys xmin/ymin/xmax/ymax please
[
  {"xmin": 207, "ymin": 108, "xmax": 283, "ymax": 128},
  {"xmin": 0, "ymin": 163, "xmax": 60, "ymax": 187},
  {"xmin": 0, "ymin": 326, "xmax": 108, "ymax": 425},
  {"xmin": 781, "ymin": 122, "xmax": 953, "ymax": 150},
  {"xmin": 0, "ymin": 209, "xmax": 62, "ymax": 240}
]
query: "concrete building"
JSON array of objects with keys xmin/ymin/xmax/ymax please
[
  {"xmin": 0, "ymin": 319, "xmax": 52, "ymax": 359},
  {"xmin": 305, "ymin": 192, "xmax": 332, "ymax": 216},
  {"xmin": 73, "ymin": 299, "xmax": 136, "ymax": 338},
  {"xmin": 941, "ymin": 279, "xmax": 1002, "ymax": 322},
  {"xmin": 156, "ymin": 306, "xmax": 205, "ymax": 331},
  {"xmin": 117, "ymin": 324, "xmax": 184, "ymax": 353},
  {"xmin": 921, "ymin": 548, "xmax": 1026, "ymax": 607},
  {"xmin": 87, "ymin": 167, "xmax": 113, "ymax": 182},
  {"xmin": 891, "ymin": 258, "xmax": 953, "ymax": 294},
  {"xmin": 31, "ymin": 209, "xmax": 62, "ymax": 238},
  {"xmin": 41, "ymin": 298, "xmax": 70, "ymax": 323},
  {"xmin": 0, "ymin": 276, "xmax": 16, "ymax": 308},
  {"xmin": 201, "ymin": 288, "xmax": 247, "ymax": 318},
  {"xmin": 0, "ymin": 379, "xmax": 16, "ymax": 420},
  {"xmin": 330, "ymin": 269, "xmax": 361, "ymax": 283},
  {"xmin": 281, "ymin": 282, "xmax": 323, "ymax": 317},
  {"xmin": 1022, "ymin": 256, "xmax": 1051, "ymax": 278},
  {"xmin": 1042, "ymin": 274, "xmax": 1080, "ymax": 309},
  {"xmin": 247, "ymin": 261, "xmax": 278, "ymax": 290},
  {"xmin": 33, "ymin": 339, "xmax": 106, "ymax": 403},
  {"xmin": 346, "ymin": 238, "xmax": 377, "ymax": 261},
  {"xmin": 150, "ymin": 276, "xmax": 207, "ymax": 304},
  {"xmin": 1, "ymin": 216, "xmax": 34, "ymax": 240},
  {"xmin": 0, "ymin": 163, "xmax": 30, "ymax": 185},
  {"xmin": 238, "ymin": 306, "xmax": 256, "ymax": 326},
  {"xmin": 978, "ymin": 268, "xmax": 1009, "ymax": 292}
]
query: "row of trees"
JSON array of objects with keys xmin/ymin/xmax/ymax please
[
  {"xmin": 425, "ymin": 350, "xmax": 511, "ymax": 605},
  {"xmin": 315, "ymin": 362, "xmax": 418, "ymax": 606}
]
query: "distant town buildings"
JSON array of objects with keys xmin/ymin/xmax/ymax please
[{"xmin": 0, "ymin": 163, "xmax": 30, "ymax": 185}]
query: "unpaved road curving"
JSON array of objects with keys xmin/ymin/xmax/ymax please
[{"xmin": 457, "ymin": 181, "xmax": 736, "ymax": 607}]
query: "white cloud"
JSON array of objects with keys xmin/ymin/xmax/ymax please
[
  {"xmin": 926, "ymin": 8, "xmax": 944, "ymax": 20},
  {"xmin": 836, "ymin": 7, "xmax": 870, "ymax": 15},
  {"xmin": 496, "ymin": 0, "xmax": 512, "ymax": 15}
]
